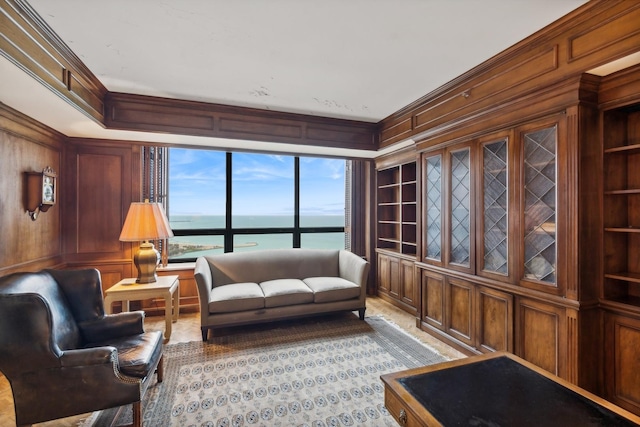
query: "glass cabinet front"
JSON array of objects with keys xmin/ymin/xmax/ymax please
[{"xmin": 522, "ymin": 125, "xmax": 557, "ymax": 285}]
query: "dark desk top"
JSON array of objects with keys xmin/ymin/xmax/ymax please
[{"xmin": 399, "ymin": 356, "xmax": 639, "ymax": 427}]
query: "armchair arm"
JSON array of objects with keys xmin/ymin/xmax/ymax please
[
  {"xmin": 60, "ymin": 346, "xmax": 117, "ymax": 367},
  {"xmin": 79, "ymin": 311, "xmax": 145, "ymax": 343}
]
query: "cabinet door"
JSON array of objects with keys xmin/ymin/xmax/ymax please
[
  {"xmin": 517, "ymin": 120, "xmax": 561, "ymax": 293},
  {"xmin": 389, "ymin": 256, "xmax": 401, "ymax": 299},
  {"xmin": 515, "ymin": 297, "xmax": 565, "ymax": 377},
  {"xmin": 420, "ymin": 269, "xmax": 445, "ymax": 330},
  {"xmin": 400, "ymin": 259, "xmax": 416, "ymax": 307},
  {"xmin": 477, "ymin": 133, "xmax": 513, "ymax": 283},
  {"xmin": 445, "ymin": 277, "xmax": 475, "ymax": 346},
  {"xmin": 377, "ymin": 253, "xmax": 390, "ymax": 294},
  {"xmin": 604, "ymin": 312, "xmax": 640, "ymax": 415},
  {"xmin": 377, "ymin": 252, "xmax": 401, "ymax": 298},
  {"xmin": 423, "ymin": 152, "xmax": 443, "ymax": 264},
  {"xmin": 447, "ymin": 146, "xmax": 474, "ymax": 273},
  {"xmin": 476, "ymin": 285, "xmax": 513, "ymax": 353}
]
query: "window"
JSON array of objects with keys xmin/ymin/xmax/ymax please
[{"xmin": 165, "ymin": 148, "xmax": 348, "ymax": 261}]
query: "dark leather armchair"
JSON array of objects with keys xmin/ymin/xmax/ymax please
[{"xmin": 0, "ymin": 268, "xmax": 163, "ymax": 427}]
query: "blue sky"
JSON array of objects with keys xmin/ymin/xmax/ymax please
[{"xmin": 168, "ymin": 148, "xmax": 345, "ymax": 216}]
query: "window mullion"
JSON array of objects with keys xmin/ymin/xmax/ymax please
[
  {"xmin": 225, "ymin": 152, "xmax": 233, "ymax": 253},
  {"xmin": 294, "ymin": 157, "xmax": 301, "ymax": 248}
]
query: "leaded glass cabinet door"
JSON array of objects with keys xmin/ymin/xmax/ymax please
[
  {"xmin": 522, "ymin": 125, "xmax": 557, "ymax": 286},
  {"xmin": 448, "ymin": 146, "xmax": 473, "ymax": 271},
  {"xmin": 480, "ymin": 137, "xmax": 509, "ymax": 279},
  {"xmin": 424, "ymin": 153, "xmax": 442, "ymax": 264}
]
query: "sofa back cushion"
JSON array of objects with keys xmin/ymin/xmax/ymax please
[{"xmin": 204, "ymin": 249, "xmax": 340, "ymax": 287}]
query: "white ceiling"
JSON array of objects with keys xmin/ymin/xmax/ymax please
[{"xmin": 2, "ymin": 0, "xmax": 589, "ymax": 156}]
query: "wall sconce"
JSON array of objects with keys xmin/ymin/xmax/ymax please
[{"xmin": 25, "ymin": 166, "xmax": 57, "ymax": 221}]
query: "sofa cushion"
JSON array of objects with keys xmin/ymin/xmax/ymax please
[
  {"xmin": 260, "ymin": 279, "xmax": 314, "ymax": 308},
  {"xmin": 209, "ymin": 282, "xmax": 265, "ymax": 313},
  {"xmin": 303, "ymin": 277, "xmax": 360, "ymax": 303}
]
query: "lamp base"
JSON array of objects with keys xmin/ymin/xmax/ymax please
[{"xmin": 133, "ymin": 241, "xmax": 160, "ymax": 284}]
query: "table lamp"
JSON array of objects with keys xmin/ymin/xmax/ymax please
[{"xmin": 119, "ymin": 200, "xmax": 174, "ymax": 283}]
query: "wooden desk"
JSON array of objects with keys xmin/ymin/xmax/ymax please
[
  {"xmin": 104, "ymin": 275, "xmax": 179, "ymax": 342},
  {"xmin": 381, "ymin": 352, "xmax": 640, "ymax": 427}
]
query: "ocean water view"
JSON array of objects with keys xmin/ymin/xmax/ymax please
[{"xmin": 168, "ymin": 215, "xmax": 346, "ymax": 259}]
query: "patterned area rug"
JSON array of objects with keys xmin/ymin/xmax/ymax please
[{"xmin": 88, "ymin": 313, "xmax": 448, "ymax": 427}]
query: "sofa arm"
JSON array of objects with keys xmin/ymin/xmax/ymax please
[
  {"xmin": 338, "ymin": 250, "xmax": 370, "ymax": 289},
  {"xmin": 194, "ymin": 257, "xmax": 213, "ymax": 315}
]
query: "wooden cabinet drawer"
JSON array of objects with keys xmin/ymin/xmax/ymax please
[{"xmin": 384, "ymin": 387, "xmax": 429, "ymax": 427}]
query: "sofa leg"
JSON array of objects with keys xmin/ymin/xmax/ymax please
[
  {"xmin": 201, "ymin": 327, "xmax": 208, "ymax": 342},
  {"xmin": 157, "ymin": 355, "xmax": 164, "ymax": 383},
  {"xmin": 358, "ymin": 308, "xmax": 366, "ymax": 320}
]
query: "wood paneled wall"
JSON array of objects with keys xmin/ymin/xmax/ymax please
[
  {"xmin": 106, "ymin": 93, "xmax": 379, "ymax": 153},
  {"xmin": 0, "ymin": 103, "xmax": 64, "ymax": 275},
  {"xmin": 379, "ymin": 0, "xmax": 640, "ymax": 149}
]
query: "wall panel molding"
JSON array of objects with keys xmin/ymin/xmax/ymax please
[
  {"xmin": 106, "ymin": 92, "xmax": 378, "ymax": 152},
  {"xmin": 0, "ymin": 0, "xmax": 106, "ymax": 122},
  {"xmin": 379, "ymin": 0, "xmax": 640, "ymax": 148}
]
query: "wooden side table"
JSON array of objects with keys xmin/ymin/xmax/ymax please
[{"xmin": 104, "ymin": 275, "xmax": 180, "ymax": 342}]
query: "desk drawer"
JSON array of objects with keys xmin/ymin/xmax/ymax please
[{"xmin": 384, "ymin": 388, "xmax": 429, "ymax": 427}]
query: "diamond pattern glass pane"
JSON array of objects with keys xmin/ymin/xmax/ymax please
[
  {"xmin": 450, "ymin": 149, "xmax": 470, "ymax": 266},
  {"xmin": 425, "ymin": 155, "xmax": 442, "ymax": 260},
  {"xmin": 523, "ymin": 126, "xmax": 556, "ymax": 284},
  {"xmin": 483, "ymin": 140, "xmax": 508, "ymax": 274}
]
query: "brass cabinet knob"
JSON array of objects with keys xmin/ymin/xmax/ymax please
[{"xmin": 399, "ymin": 408, "xmax": 407, "ymax": 426}]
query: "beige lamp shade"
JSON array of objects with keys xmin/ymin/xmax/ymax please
[
  {"xmin": 119, "ymin": 201, "xmax": 173, "ymax": 283},
  {"xmin": 119, "ymin": 202, "xmax": 174, "ymax": 241}
]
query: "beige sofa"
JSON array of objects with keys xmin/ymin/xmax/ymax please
[{"xmin": 194, "ymin": 249, "xmax": 370, "ymax": 340}]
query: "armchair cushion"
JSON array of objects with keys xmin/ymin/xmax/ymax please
[{"xmin": 86, "ymin": 331, "xmax": 163, "ymax": 378}]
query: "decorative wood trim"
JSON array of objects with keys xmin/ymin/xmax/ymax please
[
  {"xmin": 0, "ymin": 0, "xmax": 106, "ymax": 122},
  {"xmin": 379, "ymin": 0, "xmax": 639, "ymax": 148},
  {"xmin": 599, "ymin": 63, "xmax": 640, "ymax": 110},
  {"xmin": 565, "ymin": 308, "xmax": 578, "ymax": 384},
  {"xmin": 380, "ymin": 116, "xmax": 413, "ymax": 147},
  {"xmin": 105, "ymin": 92, "xmax": 379, "ymax": 152},
  {"xmin": 568, "ymin": 2, "xmax": 640, "ymax": 63},
  {"xmin": 375, "ymin": 144, "xmax": 416, "ymax": 170},
  {"xmin": 413, "ymin": 46, "xmax": 558, "ymax": 134}
]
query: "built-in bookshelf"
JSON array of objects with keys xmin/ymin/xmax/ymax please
[
  {"xmin": 602, "ymin": 106, "xmax": 640, "ymax": 309},
  {"xmin": 377, "ymin": 162, "xmax": 417, "ymax": 256}
]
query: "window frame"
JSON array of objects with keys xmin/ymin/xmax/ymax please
[{"xmin": 165, "ymin": 151, "xmax": 348, "ymax": 262}]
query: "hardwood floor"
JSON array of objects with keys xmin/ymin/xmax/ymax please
[{"xmin": 0, "ymin": 296, "xmax": 464, "ymax": 426}]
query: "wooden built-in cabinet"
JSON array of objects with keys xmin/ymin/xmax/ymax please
[
  {"xmin": 373, "ymin": 64, "xmax": 640, "ymax": 416},
  {"xmin": 377, "ymin": 248, "xmax": 418, "ymax": 314},
  {"xmin": 414, "ymin": 84, "xmax": 600, "ymax": 388},
  {"xmin": 602, "ymin": 107, "xmax": 640, "ymax": 308},
  {"xmin": 600, "ymin": 77, "xmax": 640, "ymax": 414},
  {"xmin": 604, "ymin": 312, "xmax": 640, "ymax": 415},
  {"xmin": 376, "ymin": 151, "xmax": 419, "ymax": 314},
  {"xmin": 376, "ymin": 161, "xmax": 417, "ymax": 255},
  {"xmin": 419, "ymin": 269, "xmax": 513, "ymax": 355}
]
